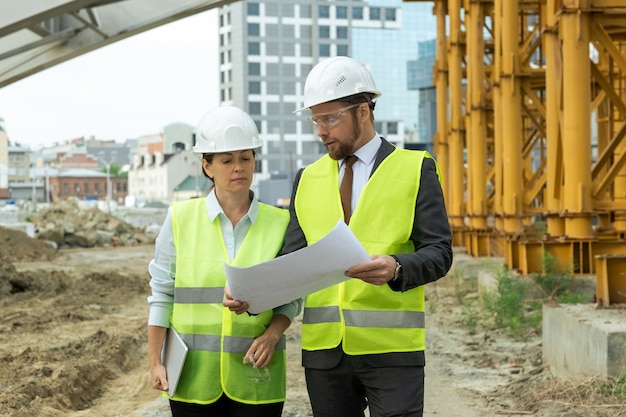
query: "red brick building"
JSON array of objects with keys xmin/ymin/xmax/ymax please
[{"xmin": 48, "ymin": 168, "xmax": 128, "ymax": 204}]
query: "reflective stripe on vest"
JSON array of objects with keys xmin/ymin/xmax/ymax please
[
  {"xmin": 295, "ymin": 148, "xmax": 437, "ymax": 355},
  {"xmin": 304, "ymin": 307, "xmax": 425, "ymax": 329},
  {"xmin": 178, "ymin": 333, "xmax": 287, "ymax": 353},
  {"xmin": 170, "ymin": 198, "xmax": 289, "ymax": 404},
  {"xmin": 174, "ymin": 287, "xmax": 224, "ymax": 304}
]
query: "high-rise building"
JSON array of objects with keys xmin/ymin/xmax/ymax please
[{"xmin": 217, "ymin": 0, "xmax": 436, "ymax": 183}]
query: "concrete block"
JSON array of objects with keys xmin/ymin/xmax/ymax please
[{"xmin": 543, "ymin": 303, "xmax": 626, "ymax": 379}]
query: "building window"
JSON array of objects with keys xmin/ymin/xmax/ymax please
[
  {"xmin": 300, "ymin": 25, "xmax": 312, "ymax": 39},
  {"xmin": 319, "ymin": 5, "xmax": 329, "ymax": 18},
  {"xmin": 266, "ymin": 41, "xmax": 280, "ymax": 55},
  {"xmin": 336, "ymin": 6, "xmax": 347, "ymax": 19},
  {"xmin": 319, "ymin": 44, "xmax": 331, "ymax": 57},
  {"xmin": 353, "ymin": 7, "xmax": 363, "ymax": 19},
  {"xmin": 267, "ymin": 81, "xmax": 280, "ymax": 94},
  {"xmin": 249, "ymin": 81, "xmax": 261, "ymax": 94},
  {"xmin": 319, "ymin": 26, "xmax": 330, "ymax": 39},
  {"xmin": 337, "ymin": 45, "xmax": 349, "ymax": 56},
  {"xmin": 247, "ymin": 2, "xmax": 259, "ymax": 16},
  {"xmin": 337, "ymin": 26, "xmax": 348, "ymax": 39},
  {"xmin": 282, "ymin": 4, "xmax": 294, "ymax": 17},
  {"xmin": 388, "ymin": 122, "xmax": 398, "ymax": 134},
  {"xmin": 249, "ymin": 62, "xmax": 261, "ymax": 75},
  {"xmin": 370, "ymin": 7, "xmax": 380, "ymax": 20},
  {"xmin": 385, "ymin": 8, "xmax": 396, "ymax": 21},
  {"xmin": 249, "ymin": 102, "xmax": 262, "ymax": 115},
  {"xmin": 281, "ymin": 42, "xmax": 295, "ymax": 55},
  {"xmin": 84, "ymin": 183, "xmax": 89, "ymax": 194},
  {"xmin": 248, "ymin": 42, "xmax": 260, "ymax": 55},
  {"xmin": 283, "ymin": 25, "xmax": 294, "ymax": 38},
  {"xmin": 248, "ymin": 23, "xmax": 260, "ymax": 36},
  {"xmin": 266, "ymin": 24, "xmax": 280, "ymax": 37},
  {"xmin": 283, "ymin": 63, "xmax": 296, "ymax": 76}
]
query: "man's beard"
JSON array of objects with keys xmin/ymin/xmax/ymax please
[{"xmin": 326, "ymin": 119, "xmax": 361, "ymax": 160}]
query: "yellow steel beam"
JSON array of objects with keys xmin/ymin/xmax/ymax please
[
  {"xmin": 499, "ymin": 0, "xmax": 524, "ymax": 233},
  {"xmin": 466, "ymin": 0, "xmax": 488, "ymax": 230},
  {"xmin": 492, "ymin": 0, "xmax": 504, "ymax": 232},
  {"xmin": 434, "ymin": 0, "xmax": 450, "ymax": 204},
  {"xmin": 560, "ymin": 5, "xmax": 594, "ymax": 238},
  {"xmin": 447, "ymin": 0, "xmax": 467, "ymax": 239}
]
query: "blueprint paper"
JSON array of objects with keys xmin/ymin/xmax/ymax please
[{"xmin": 225, "ymin": 220, "xmax": 370, "ymax": 314}]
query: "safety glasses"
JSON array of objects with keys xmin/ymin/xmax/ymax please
[{"xmin": 308, "ymin": 103, "xmax": 362, "ymax": 129}]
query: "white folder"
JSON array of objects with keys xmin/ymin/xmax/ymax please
[{"xmin": 161, "ymin": 327, "xmax": 189, "ymax": 397}]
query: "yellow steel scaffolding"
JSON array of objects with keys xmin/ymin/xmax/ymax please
[{"xmin": 407, "ymin": 0, "xmax": 626, "ymax": 300}]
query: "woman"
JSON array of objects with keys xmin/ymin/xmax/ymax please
[{"xmin": 147, "ymin": 106, "xmax": 301, "ymax": 416}]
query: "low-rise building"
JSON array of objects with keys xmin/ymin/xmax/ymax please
[
  {"xmin": 128, "ymin": 149, "xmax": 203, "ymax": 204},
  {"xmin": 48, "ymin": 168, "xmax": 127, "ymax": 204}
]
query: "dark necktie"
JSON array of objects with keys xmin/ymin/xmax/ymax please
[{"xmin": 340, "ymin": 155, "xmax": 358, "ymax": 224}]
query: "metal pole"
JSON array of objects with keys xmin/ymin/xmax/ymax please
[
  {"xmin": 106, "ymin": 162, "xmax": 111, "ymax": 212},
  {"xmin": 45, "ymin": 163, "xmax": 50, "ymax": 204}
]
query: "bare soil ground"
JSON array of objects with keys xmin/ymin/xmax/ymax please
[{"xmin": 0, "ymin": 226, "xmax": 625, "ymax": 416}]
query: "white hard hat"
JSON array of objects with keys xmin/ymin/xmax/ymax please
[
  {"xmin": 193, "ymin": 106, "xmax": 262, "ymax": 154},
  {"xmin": 295, "ymin": 56, "xmax": 382, "ymax": 113}
]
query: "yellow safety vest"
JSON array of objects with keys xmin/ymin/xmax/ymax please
[
  {"xmin": 295, "ymin": 148, "xmax": 436, "ymax": 355},
  {"xmin": 170, "ymin": 198, "xmax": 289, "ymax": 404}
]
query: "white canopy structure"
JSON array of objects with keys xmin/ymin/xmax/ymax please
[{"xmin": 0, "ymin": 0, "xmax": 235, "ymax": 88}]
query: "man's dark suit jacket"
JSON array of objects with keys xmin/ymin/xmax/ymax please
[{"xmin": 279, "ymin": 138, "xmax": 453, "ymax": 369}]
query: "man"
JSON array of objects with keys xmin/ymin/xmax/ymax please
[{"xmin": 280, "ymin": 56, "xmax": 453, "ymax": 417}]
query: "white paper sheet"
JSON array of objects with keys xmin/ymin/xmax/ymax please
[{"xmin": 225, "ymin": 220, "xmax": 370, "ymax": 314}]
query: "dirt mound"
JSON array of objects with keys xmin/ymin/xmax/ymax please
[
  {"xmin": 31, "ymin": 199, "xmax": 152, "ymax": 249},
  {"xmin": 0, "ymin": 247, "xmax": 153, "ymax": 417},
  {"xmin": 0, "ymin": 227, "xmax": 57, "ymax": 263}
]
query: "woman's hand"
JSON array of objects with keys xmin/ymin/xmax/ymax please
[
  {"xmin": 223, "ymin": 285, "xmax": 250, "ymax": 315},
  {"xmin": 150, "ymin": 362, "xmax": 169, "ymax": 392},
  {"xmin": 243, "ymin": 329, "xmax": 280, "ymax": 369}
]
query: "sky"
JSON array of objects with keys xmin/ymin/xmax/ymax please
[{"xmin": 0, "ymin": 9, "xmax": 219, "ymax": 150}]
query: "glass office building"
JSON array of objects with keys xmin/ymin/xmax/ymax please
[{"xmin": 217, "ymin": 0, "xmax": 436, "ymax": 180}]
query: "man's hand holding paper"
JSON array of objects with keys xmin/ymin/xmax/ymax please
[{"xmin": 224, "ymin": 221, "xmax": 370, "ymax": 314}]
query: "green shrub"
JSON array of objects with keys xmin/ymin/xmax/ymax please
[
  {"xmin": 532, "ymin": 252, "xmax": 574, "ymax": 300},
  {"xmin": 479, "ymin": 266, "xmax": 545, "ymax": 337}
]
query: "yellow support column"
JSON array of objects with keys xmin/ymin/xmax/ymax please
[
  {"xmin": 434, "ymin": 0, "xmax": 449, "ymax": 203},
  {"xmin": 448, "ymin": 0, "xmax": 467, "ymax": 247},
  {"xmin": 561, "ymin": 5, "xmax": 594, "ymax": 238},
  {"xmin": 609, "ymin": 44, "xmax": 626, "ymax": 232},
  {"xmin": 492, "ymin": 0, "xmax": 504, "ymax": 233},
  {"xmin": 466, "ymin": 0, "xmax": 487, "ymax": 233},
  {"xmin": 500, "ymin": 0, "xmax": 524, "ymax": 235},
  {"xmin": 543, "ymin": 0, "xmax": 565, "ymax": 237}
]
